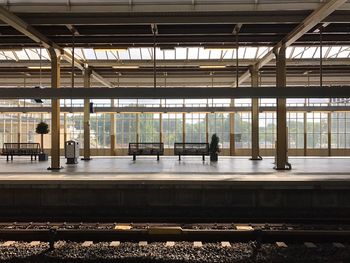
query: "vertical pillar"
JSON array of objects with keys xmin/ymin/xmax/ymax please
[
  {"xmin": 136, "ymin": 113, "xmax": 140, "ymax": 143},
  {"xmin": 82, "ymin": 67, "xmax": 92, "ymax": 160},
  {"xmin": 274, "ymin": 45, "xmax": 291, "ymax": 170},
  {"xmin": 110, "ymin": 99, "xmax": 116, "ymax": 156},
  {"xmin": 63, "ymin": 113, "xmax": 67, "ymax": 143},
  {"xmin": 182, "ymin": 113, "xmax": 186, "ymax": 143},
  {"xmin": 250, "ymin": 66, "xmax": 262, "ymax": 160},
  {"xmin": 229, "ymin": 100, "xmax": 235, "ymax": 156},
  {"xmin": 159, "ymin": 113, "xmax": 163, "ymax": 143},
  {"xmin": 48, "ymin": 48, "xmax": 62, "ymax": 170},
  {"xmin": 17, "ymin": 113, "xmax": 21, "ymax": 143},
  {"xmin": 205, "ymin": 113, "xmax": 209, "ymax": 143},
  {"xmin": 328, "ymin": 112, "xmax": 332, "ymax": 156},
  {"xmin": 304, "ymin": 111, "xmax": 307, "ymax": 156}
]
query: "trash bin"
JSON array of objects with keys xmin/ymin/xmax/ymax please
[{"xmin": 65, "ymin": 140, "xmax": 80, "ymax": 164}]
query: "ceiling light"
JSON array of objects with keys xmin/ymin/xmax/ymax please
[
  {"xmin": 204, "ymin": 47, "xmax": 236, "ymax": 51},
  {"xmin": 95, "ymin": 48, "xmax": 128, "ymax": 52},
  {"xmin": 27, "ymin": 66, "xmax": 51, "ymax": 69},
  {"xmin": 112, "ymin": 66, "xmax": 139, "ymax": 69},
  {"xmin": 199, "ymin": 65, "xmax": 226, "ymax": 69}
]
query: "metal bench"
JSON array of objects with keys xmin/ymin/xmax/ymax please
[
  {"xmin": 2, "ymin": 143, "xmax": 41, "ymax": 161},
  {"xmin": 174, "ymin": 143, "xmax": 209, "ymax": 161},
  {"xmin": 128, "ymin": 143, "xmax": 164, "ymax": 161}
]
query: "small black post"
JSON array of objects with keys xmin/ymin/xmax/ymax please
[
  {"xmin": 157, "ymin": 155, "xmax": 159, "ymax": 161},
  {"xmin": 179, "ymin": 155, "xmax": 181, "ymax": 161},
  {"xmin": 202, "ymin": 155, "xmax": 205, "ymax": 161},
  {"xmin": 133, "ymin": 155, "xmax": 136, "ymax": 161}
]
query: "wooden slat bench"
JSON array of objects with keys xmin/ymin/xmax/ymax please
[
  {"xmin": 174, "ymin": 143, "xmax": 209, "ymax": 161},
  {"xmin": 2, "ymin": 143, "xmax": 41, "ymax": 161},
  {"xmin": 128, "ymin": 143, "xmax": 164, "ymax": 161}
]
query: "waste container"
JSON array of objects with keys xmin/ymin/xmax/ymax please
[{"xmin": 65, "ymin": 140, "xmax": 80, "ymax": 164}]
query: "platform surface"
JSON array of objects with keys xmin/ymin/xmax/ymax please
[{"xmin": 0, "ymin": 156, "xmax": 349, "ymax": 182}]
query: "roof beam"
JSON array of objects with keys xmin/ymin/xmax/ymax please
[
  {"xmin": 237, "ymin": 0, "xmax": 347, "ymax": 86},
  {"xmin": 0, "ymin": 5, "xmax": 114, "ymax": 88},
  {"xmin": 0, "ymin": 86, "xmax": 350, "ymax": 99}
]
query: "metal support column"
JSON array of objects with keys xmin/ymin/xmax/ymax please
[
  {"xmin": 328, "ymin": 112, "xmax": 332, "ymax": 156},
  {"xmin": 110, "ymin": 99, "xmax": 116, "ymax": 156},
  {"xmin": 48, "ymin": 48, "xmax": 62, "ymax": 170},
  {"xmin": 205, "ymin": 113, "xmax": 209, "ymax": 143},
  {"xmin": 274, "ymin": 45, "xmax": 291, "ymax": 170},
  {"xmin": 182, "ymin": 112, "xmax": 186, "ymax": 143},
  {"xmin": 159, "ymin": 113, "xmax": 163, "ymax": 143},
  {"xmin": 250, "ymin": 66, "xmax": 262, "ymax": 160},
  {"xmin": 82, "ymin": 67, "xmax": 92, "ymax": 161}
]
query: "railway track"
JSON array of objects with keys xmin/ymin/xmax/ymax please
[{"xmin": 0, "ymin": 222, "xmax": 349, "ymax": 250}]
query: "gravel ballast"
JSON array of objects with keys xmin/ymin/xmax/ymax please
[{"xmin": 0, "ymin": 241, "xmax": 349, "ymax": 263}]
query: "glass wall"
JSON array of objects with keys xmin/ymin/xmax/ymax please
[
  {"xmin": 235, "ymin": 112, "xmax": 251, "ymax": 148},
  {"xmin": 287, "ymin": 112, "xmax": 304, "ymax": 149},
  {"xmin": 139, "ymin": 113, "xmax": 160, "ymax": 143},
  {"xmin": 162, "ymin": 113, "xmax": 183, "ymax": 148},
  {"xmin": 185, "ymin": 113, "xmax": 206, "ymax": 143},
  {"xmin": 259, "ymin": 112, "xmax": 276, "ymax": 149},
  {"xmin": 116, "ymin": 113, "xmax": 137, "ymax": 148},
  {"xmin": 65, "ymin": 113, "xmax": 84, "ymax": 145},
  {"xmin": 208, "ymin": 113, "xmax": 230, "ymax": 148},
  {"xmin": 331, "ymin": 112, "xmax": 350, "ymax": 149},
  {"xmin": 307, "ymin": 112, "xmax": 328, "ymax": 149},
  {"xmin": 90, "ymin": 113, "xmax": 111, "ymax": 149}
]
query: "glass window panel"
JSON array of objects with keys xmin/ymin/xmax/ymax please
[{"xmin": 176, "ymin": 47, "xmax": 187, "ymax": 59}]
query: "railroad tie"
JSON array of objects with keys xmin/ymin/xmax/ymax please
[
  {"xmin": 304, "ymin": 242, "xmax": 317, "ymax": 248},
  {"xmin": 54, "ymin": 241, "xmax": 66, "ymax": 249},
  {"xmin": 221, "ymin": 241, "xmax": 231, "ymax": 247},
  {"xmin": 109, "ymin": 241, "xmax": 120, "ymax": 247},
  {"xmin": 0, "ymin": 241, "xmax": 16, "ymax": 247},
  {"xmin": 333, "ymin": 242, "xmax": 345, "ymax": 248},
  {"xmin": 276, "ymin": 242, "xmax": 288, "ymax": 248},
  {"xmin": 165, "ymin": 241, "xmax": 175, "ymax": 247},
  {"xmin": 29, "ymin": 241, "xmax": 41, "ymax": 246},
  {"xmin": 139, "ymin": 241, "xmax": 148, "ymax": 246},
  {"xmin": 193, "ymin": 241, "xmax": 203, "ymax": 248},
  {"xmin": 82, "ymin": 241, "xmax": 93, "ymax": 247},
  {"xmin": 236, "ymin": 225, "xmax": 253, "ymax": 231}
]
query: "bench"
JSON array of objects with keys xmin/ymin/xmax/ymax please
[
  {"xmin": 128, "ymin": 143, "xmax": 164, "ymax": 161},
  {"xmin": 174, "ymin": 143, "xmax": 209, "ymax": 161},
  {"xmin": 2, "ymin": 143, "xmax": 41, "ymax": 161}
]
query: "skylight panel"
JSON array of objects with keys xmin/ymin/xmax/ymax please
[
  {"xmin": 209, "ymin": 49, "xmax": 221, "ymax": 59},
  {"xmin": 237, "ymin": 47, "xmax": 245, "ymax": 59},
  {"xmin": 74, "ymin": 48, "xmax": 85, "ymax": 60},
  {"xmin": 198, "ymin": 47, "xmax": 210, "ymax": 59},
  {"xmin": 129, "ymin": 48, "xmax": 141, "ymax": 59},
  {"xmin": 256, "ymin": 47, "xmax": 269, "ymax": 59},
  {"xmin": 95, "ymin": 50, "xmax": 108, "ymax": 59},
  {"xmin": 117, "ymin": 49, "xmax": 130, "ymax": 60},
  {"xmin": 164, "ymin": 49, "xmax": 175, "ymax": 60},
  {"xmin": 244, "ymin": 47, "xmax": 258, "ymax": 59},
  {"xmin": 291, "ymin": 47, "xmax": 305, "ymax": 59},
  {"xmin": 3, "ymin": 51, "xmax": 17, "ymax": 61},
  {"xmin": 83, "ymin": 48, "xmax": 96, "ymax": 60},
  {"xmin": 141, "ymin": 48, "xmax": 151, "ymax": 60},
  {"xmin": 327, "ymin": 46, "xmax": 341, "ymax": 58},
  {"xmin": 175, "ymin": 47, "xmax": 187, "ymax": 60},
  {"xmin": 286, "ymin": 47, "xmax": 293, "ymax": 59},
  {"xmin": 336, "ymin": 47, "xmax": 350, "ymax": 58},
  {"xmin": 26, "ymin": 49, "xmax": 40, "ymax": 60},
  {"xmin": 155, "ymin": 48, "xmax": 164, "ymax": 60},
  {"xmin": 222, "ymin": 49, "xmax": 234, "ymax": 59},
  {"xmin": 14, "ymin": 50, "xmax": 29, "ymax": 60},
  {"xmin": 188, "ymin": 47, "xmax": 199, "ymax": 59},
  {"xmin": 301, "ymin": 47, "xmax": 317, "ymax": 59}
]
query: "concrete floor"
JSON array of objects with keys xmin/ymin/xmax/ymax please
[{"xmin": 0, "ymin": 156, "xmax": 349, "ymax": 181}]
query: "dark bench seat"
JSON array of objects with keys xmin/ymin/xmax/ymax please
[
  {"xmin": 174, "ymin": 143, "xmax": 209, "ymax": 161},
  {"xmin": 128, "ymin": 143, "xmax": 164, "ymax": 161},
  {"xmin": 2, "ymin": 143, "xmax": 41, "ymax": 161}
]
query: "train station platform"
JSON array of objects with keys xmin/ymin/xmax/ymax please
[
  {"xmin": 0, "ymin": 157, "xmax": 349, "ymax": 222},
  {"xmin": 0, "ymin": 156, "xmax": 349, "ymax": 182}
]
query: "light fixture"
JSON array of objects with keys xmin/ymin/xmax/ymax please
[
  {"xmin": 27, "ymin": 66, "xmax": 51, "ymax": 70},
  {"xmin": 199, "ymin": 65, "xmax": 226, "ymax": 69},
  {"xmin": 204, "ymin": 47, "xmax": 236, "ymax": 51},
  {"xmin": 95, "ymin": 48, "xmax": 128, "ymax": 52},
  {"xmin": 112, "ymin": 66, "xmax": 139, "ymax": 69}
]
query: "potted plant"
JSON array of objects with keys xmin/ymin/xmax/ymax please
[
  {"xmin": 36, "ymin": 121, "xmax": 49, "ymax": 161},
  {"xmin": 209, "ymin": 133, "xmax": 220, "ymax": 162}
]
